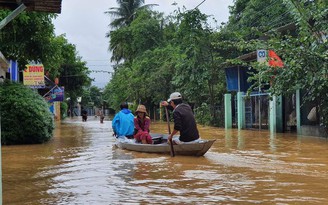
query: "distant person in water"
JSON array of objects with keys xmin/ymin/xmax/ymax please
[
  {"xmin": 82, "ymin": 109, "xmax": 88, "ymax": 122},
  {"xmin": 112, "ymin": 102, "xmax": 134, "ymax": 138},
  {"xmin": 98, "ymin": 109, "xmax": 105, "ymax": 123},
  {"xmin": 133, "ymin": 105, "xmax": 152, "ymax": 144}
]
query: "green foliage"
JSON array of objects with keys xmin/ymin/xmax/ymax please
[
  {"xmin": 103, "ymin": 65, "xmax": 134, "ymax": 111},
  {"xmin": 130, "ymin": 10, "xmax": 163, "ymax": 56},
  {"xmin": 0, "ymin": 11, "xmax": 91, "ymax": 109},
  {"xmin": 173, "ymin": 9, "xmax": 227, "ymax": 118},
  {"xmin": 105, "ymin": 0, "xmax": 158, "ymax": 28},
  {"xmin": 0, "ymin": 11, "xmax": 59, "ymax": 74},
  {"xmin": 81, "ymin": 86, "xmax": 103, "ymax": 108},
  {"xmin": 248, "ymin": 0, "xmax": 328, "ymax": 127},
  {"xmin": 105, "ymin": 0, "xmax": 327, "ymax": 129},
  {"xmin": 131, "ymin": 45, "xmax": 180, "ymax": 103},
  {"xmin": 60, "ymin": 101, "xmax": 68, "ymax": 119},
  {"xmin": 194, "ymin": 103, "xmax": 212, "ymax": 126},
  {"xmin": 108, "ymin": 26, "xmax": 133, "ymax": 62},
  {"xmin": 105, "ymin": 10, "xmax": 178, "ymax": 110},
  {"xmin": 57, "ymin": 35, "xmax": 92, "ymax": 105},
  {"xmin": 173, "ymin": 9, "xmax": 212, "ymax": 100},
  {"xmin": 105, "ymin": 5, "xmax": 229, "ymax": 126},
  {"xmin": 0, "ymin": 82, "xmax": 54, "ymax": 145},
  {"xmin": 108, "ymin": 10, "xmax": 163, "ymax": 63},
  {"xmin": 194, "ymin": 103, "xmax": 224, "ymax": 127},
  {"xmin": 226, "ymin": 0, "xmax": 294, "ymax": 39}
]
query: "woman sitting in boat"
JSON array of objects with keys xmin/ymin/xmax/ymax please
[{"xmin": 134, "ymin": 105, "xmax": 153, "ymax": 144}]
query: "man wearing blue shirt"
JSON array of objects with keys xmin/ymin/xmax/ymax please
[{"xmin": 112, "ymin": 102, "xmax": 134, "ymax": 138}]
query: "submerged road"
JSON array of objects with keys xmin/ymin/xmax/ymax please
[{"xmin": 3, "ymin": 117, "xmax": 328, "ymax": 204}]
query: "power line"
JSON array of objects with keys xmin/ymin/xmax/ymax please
[
  {"xmin": 85, "ymin": 59, "xmax": 110, "ymax": 62},
  {"xmin": 87, "ymin": 65, "xmax": 112, "ymax": 67},
  {"xmin": 194, "ymin": 0, "xmax": 206, "ymax": 10},
  {"xmin": 247, "ymin": 1, "xmax": 281, "ymax": 27},
  {"xmin": 90, "ymin": 70, "xmax": 113, "ymax": 74},
  {"xmin": 227, "ymin": 1, "xmax": 282, "ymax": 30}
]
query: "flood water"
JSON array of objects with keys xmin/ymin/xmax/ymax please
[{"xmin": 3, "ymin": 117, "xmax": 328, "ymax": 204}]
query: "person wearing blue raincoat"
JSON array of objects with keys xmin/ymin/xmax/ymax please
[{"xmin": 112, "ymin": 102, "xmax": 134, "ymax": 138}]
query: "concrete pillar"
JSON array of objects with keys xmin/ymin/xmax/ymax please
[
  {"xmin": 269, "ymin": 95, "xmax": 283, "ymax": 133},
  {"xmin": 237, "ymin": 92, "xmax": 245, "ymax": 129},
  {"xmin": 224, "ymin": 94, "xmax": 232, "ymax": 129},
  {"xmin": 55, "ymin": 102, "xmax": 61, "ymax": 121},
  {"xmin": 276, "ymin": 95, "xmax": 283, "ymax": 132},
  {"xmin": 269, "ymin": 95, "xmax": 276, "ymax": 133}
]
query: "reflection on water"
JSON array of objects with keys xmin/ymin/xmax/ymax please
[{"xmin": 3, "ymin": 118, "xmax": 328, "ymax": 204}]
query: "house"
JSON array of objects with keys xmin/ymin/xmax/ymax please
[
  {"xmin": 0, "ymin": 51, "xmax": 9, "ymax": 82},
  {"xmin": 224, "ymin": 22, "xmax": 326, "ymax": 137}
]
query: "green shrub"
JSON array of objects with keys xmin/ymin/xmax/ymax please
[
  {"xmin": 60, "ymin": 101, "xmax": 68, "ymax": 119},
  {"xmin": 194, "ymin": 103, "xmax": 224, "ymax": 127},
  {"xmin": 0, "ymin": 81, "xmax": 54, "ymax": 145},
  {"xmin": 194, "ymin": 103, "xmax": 212, "ymax": 126}
]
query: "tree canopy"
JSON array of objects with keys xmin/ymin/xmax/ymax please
[
  {"xmin": 0, "ymin": 11, "xmax": 92, "ymax": 109},
  {"xmin": 105, "ymin": 0, "xmax": 158, "ymax": 29},
  {"xmin": 249, "ymin": 0, "xmax": 328, "ymax": 125},
  {"xmin": 104, "ymin": 6, "xmax": 228, "ymax": 125},
  {"xmin": 0, "ymin": 10, "xmax": 95, "ymax": 144},
  {"xmin": 103, "ymin": 0, "xmax": 327, "ymax": 128}
]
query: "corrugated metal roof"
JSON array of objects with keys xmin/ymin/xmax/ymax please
[
  {"xmin": 238, "ymin": 51, "xmax": 257, "ymax": 62},
  {"xmin": 0, "ymin": 0, "xmax": 62, "ymax": 13}
]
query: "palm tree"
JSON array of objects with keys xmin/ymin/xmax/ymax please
[{"xmin": 105, "ymin": 0, "xmax": 158, "ymax": 29}]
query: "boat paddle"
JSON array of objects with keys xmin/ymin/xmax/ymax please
[{"xmin": 165, "ymin": 106, "xmax": 175, "ymax": 157}]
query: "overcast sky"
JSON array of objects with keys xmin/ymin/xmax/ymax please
[{"xmin": 53, "ymin": 0, "xmax": 234, "ymax": 88}]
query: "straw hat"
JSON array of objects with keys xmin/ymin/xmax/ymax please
[{"xmin": 135, "ymin": 104, "xmax": 148, "ymax": 115}]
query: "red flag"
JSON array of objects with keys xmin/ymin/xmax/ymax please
[{"xmin": 268, "ymin": 50, "xmax": 284, "ymax": 67}]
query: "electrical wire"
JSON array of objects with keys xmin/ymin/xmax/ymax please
[
  {"xmin": 87, "ymin": 65, "xmax": 112, "ymax": 67},
  {"xmin": 90, "ymin": 70, "xmax": 113, "ymax": 74},
  {"xmin": 226, "ymin": 0, "xmax": 285, "ymax": 31},
  {"xmin": 193, "ymin": 0, "xmax": 206, "ymax": 10}
]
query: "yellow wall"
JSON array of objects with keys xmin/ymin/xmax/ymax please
[{"xmin": 55, "ymin": 102, "xmax": 61, "ymax": 121}]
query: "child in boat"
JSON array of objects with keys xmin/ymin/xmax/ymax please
[{"xmin": 134, "ymin": 105, "xmax": 153, "ymax": 144}]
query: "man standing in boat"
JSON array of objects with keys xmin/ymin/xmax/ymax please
[{"xmin": 161, "ymin": 92, "xmax": 200, "ymax": 144}]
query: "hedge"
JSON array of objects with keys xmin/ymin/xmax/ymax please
[{"xmin": 0, "ymin": 81, "xmax": 54, "ymax": 145}]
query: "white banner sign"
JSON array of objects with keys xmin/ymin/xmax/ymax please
[{"xmin": 257, "ymin": 50, "xmax": 267, "ymax": 63}]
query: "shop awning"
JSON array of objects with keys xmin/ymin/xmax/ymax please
[{"xmin": 0, "ymin": 0, "xmax": 62, "ymax": 13}]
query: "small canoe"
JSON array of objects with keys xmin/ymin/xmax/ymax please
[{"xmin": 115, "ymin": 133, "xmax": 216, "ymax": 156}]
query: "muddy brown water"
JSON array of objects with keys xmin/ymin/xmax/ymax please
[{"xmin": 2, "ymin": 117, "xmax": 328, "ymax": 204}]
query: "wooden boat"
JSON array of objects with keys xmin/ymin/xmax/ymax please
[{"xmin": 115, "ymin": 133, "xmax": 216, "ymax": 156}]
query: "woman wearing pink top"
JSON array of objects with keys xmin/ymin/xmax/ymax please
[{"xmin": 134, "ymin": 105, "xmax": 152, "ymax": 144}]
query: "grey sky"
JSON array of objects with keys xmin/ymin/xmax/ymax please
[{"xmin": 53, "ymin": 0, "xmax": 233, "ymax": 88}]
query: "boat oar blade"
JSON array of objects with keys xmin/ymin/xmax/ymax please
[
  {"xmin": 165, "ymin": 106, "xmax": 175, "ymax": 157},
  {"xmin": 169, "ymin": 139, "xmax": 175, "ymax": 157}
]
